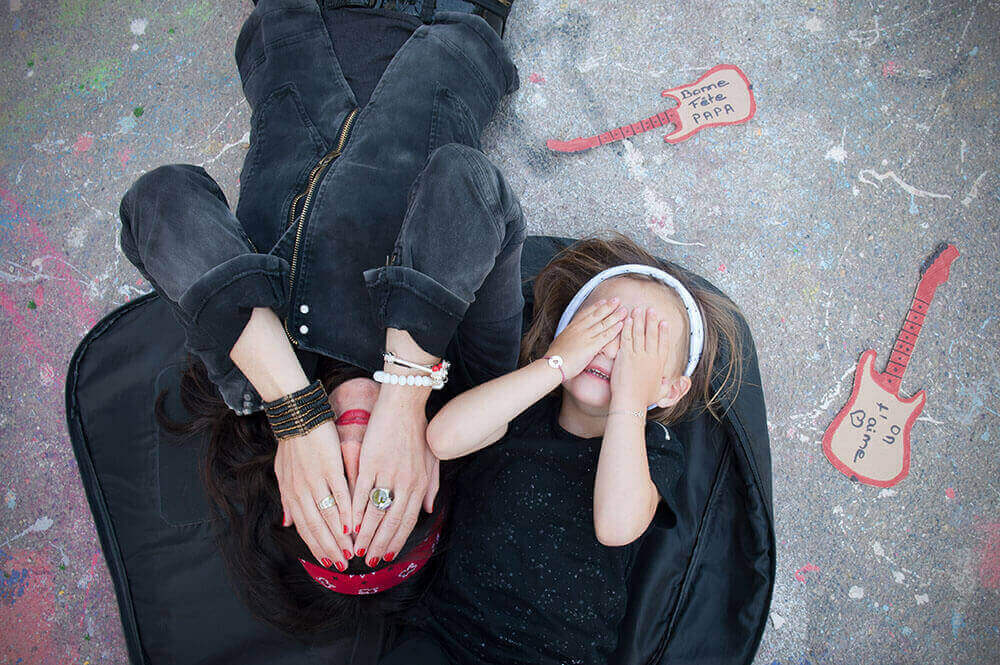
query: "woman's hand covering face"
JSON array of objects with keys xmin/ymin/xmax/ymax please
[
  {"xmin": 350, "ymin": 391, "xmax": 436, "ymax": 567},
  {"xmin": 274, "ymin": 420, "xmax": 356, "ymax": 571}
]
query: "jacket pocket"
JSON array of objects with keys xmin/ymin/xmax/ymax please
[
  {"xmin": 236, "ymin": 82, "xmax": 328, "ymax": 252},
  {"xmin": 428, "ymin": 85, "xmax": 482, "ymax": 156}
]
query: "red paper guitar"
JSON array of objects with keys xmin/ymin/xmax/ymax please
[
  {"xmin": 546, "ymin": 64, "xmax": 756, "ymax": 152},
  {"xmin": 822, "ymin": 243, "xmax": 959, "ymax": 487}
]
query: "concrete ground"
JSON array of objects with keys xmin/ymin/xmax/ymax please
[{"xmin": 1, "ymin": 0, "xmax": 998, "ymax": 663}]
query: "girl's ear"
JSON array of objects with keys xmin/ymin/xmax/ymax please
[{"xmin": 654, "ymin": 375, "xmax": 691, "ymax": 409}]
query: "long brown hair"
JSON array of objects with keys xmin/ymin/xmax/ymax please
[
  {"xmin": 519, "ymin": 233, "xmax": 745, "ymax": 425},
  {"xmin": 155, "ymin": 355, "xmax": 455, "ymax": 642}
]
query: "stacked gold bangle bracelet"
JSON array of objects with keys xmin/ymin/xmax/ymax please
[{"xmin": 263, "ymin": 379, "xmax": 335, "ymax": 441}]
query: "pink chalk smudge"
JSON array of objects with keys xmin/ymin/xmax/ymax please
[
  {"xmin": 946, "ymin": 487, "xmax": 956, "ymax": 499},
  {"xmin": 0, "ymin": 185, "xmax": 98, "ymax": 329},
  {"xmin": 718, "ymin": 263, "xmax": 727, "ymax": 272},
  {"xmin": 882, "ymin": 61, "xmax": 900, "ymax": 77},
  {"xmin": 977, "ymin": 522, "xmax": 1000, "ymax": 589},
  {"xmin": 794, "ymin": 562, "xmax": 820, "ymax": 583},
  {"xmin": 72, "ymin": 133, "xmax": 94, "ymax": 155},
  {"xmin": 117, "ymin": 148, "xmax": 133, "ymax": 168},
  {"xmin": 528, "ymin": 72, "xmax": 546, "ymax": 84},
  {"xmin": 0, "ymin": 547, "xmax": 81, "ymax": 663}
]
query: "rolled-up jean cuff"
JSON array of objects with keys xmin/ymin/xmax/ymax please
[
  {"xmin": 178, "ymin": 253, "xmax": 290, "ymax": 355},
  {"xmin": 363, "ymin": 265, "xmax": 468, "ymax": 358}
]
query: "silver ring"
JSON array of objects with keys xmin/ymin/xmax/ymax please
[
  {"xmin": 317, "ymin": 495, "xmax": 337, "ymax": 511},
  {"xmin": 369, "ymin": 487, "xmax": 394, "ymax": 511}
]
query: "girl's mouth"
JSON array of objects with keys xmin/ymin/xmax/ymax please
[{"xmin": 584, "ymin": 368, "xmax": 610, "ymax": 382}]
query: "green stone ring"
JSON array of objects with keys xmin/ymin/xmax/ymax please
[{"xmin": 369, "ymin": 487, "xmax": 394, "ymax": 511}]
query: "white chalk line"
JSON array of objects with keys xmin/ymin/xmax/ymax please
[{"xmin": 857, "ymin": 169, "xmax": 952, "ymax": 201}]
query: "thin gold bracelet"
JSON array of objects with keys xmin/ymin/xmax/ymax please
[{"xmin": 607, "ymin": 409, "xmax": 644, "ymax": 419}]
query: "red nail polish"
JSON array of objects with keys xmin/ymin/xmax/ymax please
[
  {"xmin": 355, "ymin": 524, "xmax": 361, "ymax": 534},
  {"xmin": 343, "ymin": 524, "xmax": 348, "ymax": 534},
  {"xmin": 368, "ymin": 557, "xmax": 379, "ymax": 567},
  {"xmin": 343, "ymin": 549, "xmax": 352, "ymax": 559},
  {"xmin": 356, "ymin": 547, "xmax": 366, "ymax": 557},
  {"xmin": 384, "ymin": 551, "xmax": 395, "ymax": 562},
  {"xmin": 335, "ymin": 560, "xmax": 346, "ymax": 571},
  {"xmin": 321, "ymin": 558, "xmax": 333, "ymax": 568}
]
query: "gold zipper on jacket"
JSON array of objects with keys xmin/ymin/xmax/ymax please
[{"xmin": 283, "ymin": 107, "xmax": 359, "ymax": 346}]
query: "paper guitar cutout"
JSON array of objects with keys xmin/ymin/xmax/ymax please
[
  {"xmin": 822, "ymin": 243, "xmax": 960, "ymax": 488},
  {"xmin": 546, "ymin": 64, "xmax": 756, "ymax": 153}
]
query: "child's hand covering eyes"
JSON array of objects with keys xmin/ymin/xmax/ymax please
[
  {"xmin": 544, "ymin": 298, "xmax": 627, "ymax": 380},
  {"xmin": 610, "ymin": 306, "xmax": 673, "ymax": 409}
]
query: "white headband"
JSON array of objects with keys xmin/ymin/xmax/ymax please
[{"xmin": 554, "ymin": 264, "xmax": 705, "ymax": 381}]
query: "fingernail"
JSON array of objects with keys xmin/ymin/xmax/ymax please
[
  {"xmin": 356, "ymin": 547, "xmax": 366, "ymax": 557},
  {"xmin": 335, "ymin": 560, "xmax": 346, "ymax": 571},
  {"xmin": 321, "ymin": 557, "xmax": 333, "ymax": 568},
  {"xmin": 343, "ymin": 524, "xmax": 348, "ymax": 534},
  {"xmin": 384, "ymin": 551, "xmax": 395, "ymax": 562},
  {"xmin": 355, "ymin": 524, "xmax": 361, "ymax": 534},
  {"xmin": 343, "ymin": 549, "xmax": 352, "ymax": 559},
  {"xmin": 368, "ymin": 557, "xmax": 379, "ymax": 567}
]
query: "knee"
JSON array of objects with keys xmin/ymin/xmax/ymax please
[
  {"xmin": 424, "ymin": 143, "xmax": 488, "ymax": 180},
  {"xmin": 120, "ymin": 165, "xmax": 198, "ymax": 254},
  {"xmin": 125, "ymin": 164, "xmax": 203, "ymax": 205},
  {"xmin": 425, "ymin": 143, "xmax": 522, "ymax": 237},
  {"xmin": 424, "ymin": 143, "xmax": 507, "ymax": 207}
]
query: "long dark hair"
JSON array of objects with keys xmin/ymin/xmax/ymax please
[
  {"xmin": 520, "ymin": 232, "xmax": 745, "ymax": 425},
  {"xmin": 155, "ymin": 354, "xmax": 455, "ymax": 642}
]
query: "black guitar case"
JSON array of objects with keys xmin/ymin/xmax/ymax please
[{"xmin": 65, "ymin": 235, "xmax": 774, "ymax": 665}]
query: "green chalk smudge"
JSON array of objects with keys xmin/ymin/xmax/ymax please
[
  {"xmin": 27, "ymin": 300, "xmax": 36, "ymax": 309},
  {"xmin": 133, "ymin": 106, "xmax": 144, "ymax": 117}
]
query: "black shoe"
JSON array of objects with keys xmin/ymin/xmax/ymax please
[{"xmin": 468, "ymin": 0, "xmax": 512, "ymax": 37}]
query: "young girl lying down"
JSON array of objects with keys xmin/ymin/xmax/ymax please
[{"xmin": 379, "ymin": 234, "xmax": 745, "ymax": 665}]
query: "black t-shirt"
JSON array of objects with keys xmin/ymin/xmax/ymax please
[
  {"xmin": 324, "ymin": 8, "xmax": 421, "ymax": 109},
  {"xmin": 414, "ymin": 394, "xmax": 685, "ymax": 665}
]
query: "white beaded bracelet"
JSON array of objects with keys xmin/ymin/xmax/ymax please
[{"xmin": 373, "ymin": 370, "xmax": 445, "ymax": 390}]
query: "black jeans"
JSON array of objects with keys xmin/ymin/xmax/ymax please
[{"xmin": 118, "ymin": 3, "xmax": 524, "ymax": 414}]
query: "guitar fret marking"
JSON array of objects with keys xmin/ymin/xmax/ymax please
[{"xmin": 894, "ymin": 341, "xmax": 914, "ymax": 355}]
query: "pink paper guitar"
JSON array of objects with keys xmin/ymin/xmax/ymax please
[
  {"xmin": 822, "ymin": 243, "xmax": 959, "ymax": 487},
  {"xmin": 546, "ymin": 64, "xmax": 756, "ymax": 152}
]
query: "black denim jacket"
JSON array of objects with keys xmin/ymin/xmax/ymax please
[{"xmin": 164, "ymin": 3, "xmax": 518, "ymax": 414}]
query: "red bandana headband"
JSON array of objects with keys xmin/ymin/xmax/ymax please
[{"xmin": 298, "ymin": 508, "xmax": 446, "ymax": 595}]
